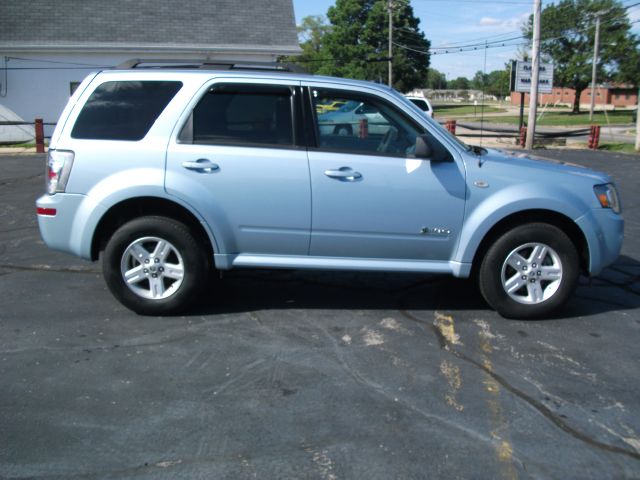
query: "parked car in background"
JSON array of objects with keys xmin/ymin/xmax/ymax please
[
  {"xmin": 37, "ymin": 61, "xmax": 623, "ymax": 319},
  {"xmin": 316, "ymin": 100, "xmax": 347, "ymax": 113},
  {"xmin": 316, "ymin": 99, "xmax": 390, "ymax": 136},
  {"xmin": 405, "ymin": 95, "xmax": 433, "ymax": 118}
]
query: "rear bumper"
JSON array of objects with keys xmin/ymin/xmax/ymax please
[{"xmin": 36, "ymin": 193, "xmax": 105, "ymax": 260}]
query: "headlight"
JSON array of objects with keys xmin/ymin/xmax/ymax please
[{"xmin": 594, "ymin": 183, "xmax": 621, "ymax": 214}]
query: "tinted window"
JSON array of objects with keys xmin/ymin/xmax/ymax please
[
  {"xmin": 312, "ymin": 89, "xmax": 451, "ymax": 161},
  {"xmin": 409, "ymin": 98, "xmax": 429, "ymax": 111},
  {"xmin": 71, "ymin": 81, "xmax": 182, "ymax": 141},
  {"xmin": 190, "ymin": 85, "xmax": 293, "ymax": 147}
]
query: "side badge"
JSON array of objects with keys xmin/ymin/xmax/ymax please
[{"xmin": 420, "ymin": 227, "xmax": 451, "ymax": 236}]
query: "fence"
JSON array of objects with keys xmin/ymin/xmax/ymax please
[
  {"xmin": 0, "ymin": 118, "xmax": 56, "ymax": 153},
  {"xmin": 1, "ymin": 118, "xmax": 606, "ymax": 152},
  {"xmin": 438, "ymin": 120, "xmax": 600, "ymax": 148}
]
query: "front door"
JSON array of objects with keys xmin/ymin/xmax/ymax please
[{"xmin": 306, "ymin": 86, "xmax": 466, "ymax": 261}]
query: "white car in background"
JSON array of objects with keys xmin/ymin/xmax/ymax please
[
  {"xmin": 316, "ymin": 100, "xmax": 390, "ymax": 136},
  {"xmin": 405, "ymin": 95, "xmax": 433, "ymax": 118}
]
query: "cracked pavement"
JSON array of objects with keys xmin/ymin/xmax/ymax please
[{"xmin": 1, "ymin": 150, "xmax": 639, "ymax": 479}]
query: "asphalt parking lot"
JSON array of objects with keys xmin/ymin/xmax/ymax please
[{"xmin": 1, "ymin": 149, "xmax": 639, "ymax": 479}]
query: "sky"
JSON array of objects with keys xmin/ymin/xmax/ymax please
[{"xmin": 291, "ymin": 0, "xmax": 640, "ymax": 81}]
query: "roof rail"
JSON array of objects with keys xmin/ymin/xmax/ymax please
[{"xmin": 114, "ymin": 59, "xmax": 307, "ymax": 73}]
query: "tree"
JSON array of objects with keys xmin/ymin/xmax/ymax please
[
  {"xmin": 615, "ymin": 36, "xmax": 640, "ymax": 88},
  {"xmin": 317, "ymin": 0, "xmax": 431, "ymax": 92},
  {"xmin": 486, "ymin": 69, "xmax": 510, "ymax": 98},
  {"xmin": 448, "ymin": 76, "xmax": 470, "ymax": 90},
  {"xmin": 471, "ymin": 71, "xmax": 488, "ymax": 91},
  {"xmin": 524, "ymin": 0, "xmax": 639, "ymax": 113},
  {"xmin": 283, "ymin": 15, "xmax": 331, "ymax": 74},
  {"xmin": 426, "ymin": 69, "xmax": 447, "ymax": 89}
]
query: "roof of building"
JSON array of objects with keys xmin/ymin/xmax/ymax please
[{"xmin": 0, "ymin": 0, "xmax": 300, "ymax": 55}]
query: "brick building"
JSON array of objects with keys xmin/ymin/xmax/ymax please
[{"xmin": 511, "ymin": 84, "xmax": 638, "ymax": 108}]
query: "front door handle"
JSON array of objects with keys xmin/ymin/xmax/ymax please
[
  {"xmin": 182, "ymin": 158, "xmax": 220, "ymax": 174},
  {"xmin": 324, "ymin": 166, "xmax": 362, "ymax": 182}
]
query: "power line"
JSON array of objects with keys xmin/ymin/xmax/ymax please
[
  {"xmin": 1, "ymin": 66, "xmax": 110, "ymax": 70},
  {"xmin": 430, "ymin": 35, "xmax": 526, "ymax": 50},
  {"xmin": 392, "ymin": 39, "xmax": 527, "ymax": 55},
  {"xmin": 394, "ymin": 28, "xmax": 526, "ymax": 51},
  {"xmin": 427, "ymin": 31, "xmax": 523, "ymax": 48},
  {"xmin": 5, "ymin": 56, "xmax": 107, "ymax": 68}
]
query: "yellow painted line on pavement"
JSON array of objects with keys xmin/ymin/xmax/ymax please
[
  {"xmin": 479, "ymin": 325, "xmax": 518, "ymax": 480},
  {"xmin": 434, "ymin": 311, "xmax": 462, "ymax": 346},
  {"xmin": 440, "ymin": 359, "xmax": 465, "ymax": 411}
]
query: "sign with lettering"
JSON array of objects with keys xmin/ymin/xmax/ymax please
[{"xmin": 511, "ymin": 60, "xmax": 554, "ymax": 94}]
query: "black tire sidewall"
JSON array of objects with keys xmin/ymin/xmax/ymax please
[
  {"xmin": 103, "ymin": 216, "xmax": 208, "ymax": 315},
  {"xmin": 335, "ymin": 124, "xmax": 352, "ymax": 135},
  {"xmin": 479, "ymin": 223, "xmax": 579, "ymax": 319}
]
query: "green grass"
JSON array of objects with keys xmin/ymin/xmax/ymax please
[
  {"xmin": 434, "ymin": 105, "xmax": 506, "ymax": 116},
  {"xmin": 597, "ymin": 142, "xmax": 640, "ymax": 154},
  {"xmin": 0, "ymin": 141, "xmax": 48, "ymax": 149},
  {"xmin": 482, "ymin": 110, "xmax": 634, "ymax": 126}
]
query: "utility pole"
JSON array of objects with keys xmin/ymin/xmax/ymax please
[
  {"xmin": 589, "ymin": 15, "xmax": 601, "ymax": 121},
  {"xmin": 525, "ymin": 0, "xmax": 541, "ymax": 150},
  {"xmin": 388, "ymin": 0, "xmax": 393, "ymax": 87},
  {"xmin": 636, "ymin": 88, "xmax": 640, "ymax": 152}
]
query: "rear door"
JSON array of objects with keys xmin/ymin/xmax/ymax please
[{"xmin": 165, "ymin": 80, "xmax": 310, "ymax": 256}]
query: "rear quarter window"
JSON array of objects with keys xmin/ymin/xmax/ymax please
[{"xmin": 71, "ymin": 80, "xmax": 182, "ymax": 141}]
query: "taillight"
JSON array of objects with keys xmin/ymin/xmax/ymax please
[
  {"xmin": 37, "ymin": 207, "xmax": 57, "ymax": 216},
  {"xmin": 46, "ymin": 150, "xmax": 74, "ymax": 195}
]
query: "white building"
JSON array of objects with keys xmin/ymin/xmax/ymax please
[{"xmin": 0, "ymin": 0, "xmax": 301, "ymax": 138}]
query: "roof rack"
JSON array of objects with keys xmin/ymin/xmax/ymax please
[{"xmin": 115, "ymin": 59, "xmax": 307, "ymax": 73}]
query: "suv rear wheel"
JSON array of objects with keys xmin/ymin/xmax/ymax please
[
  {"xmin": 479, "ymin": 223, "xmax": 579, "ymax": 319},
  {"xmin": 103, "ymin": 216, "xmax": 208, "ymax": 315}
]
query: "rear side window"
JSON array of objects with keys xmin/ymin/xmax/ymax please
[
  {"xmin": 71, "ymin": 81, "xmax": 182, "ymax": 141},
  {"xmin": 186, "ymin": 84, "xmax": 294, "ymax": 147}
]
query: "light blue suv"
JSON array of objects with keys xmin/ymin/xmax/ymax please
[{"xmin": 36, "ymin": 61, "xmax": 624, "ymax": 319}]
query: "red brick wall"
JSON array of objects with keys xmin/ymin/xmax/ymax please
[{"xmin": 511, "ymin": 87, "xmax": 637, "ymax": 107}]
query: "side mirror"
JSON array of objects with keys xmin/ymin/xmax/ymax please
[{"xmin": 415, "ymin": 134, "xmax": 432, "ymax": 159}]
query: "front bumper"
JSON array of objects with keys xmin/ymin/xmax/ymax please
[{"xmin": 576, "ymin": 208, "xmax": 624, "ymax": 276}]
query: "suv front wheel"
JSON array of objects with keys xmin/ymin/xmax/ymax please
[
  {"xmin": 103, "ymin": 216, "xmax": 208, "ymax": 315},
  {"xmin": 479, "ymin": 223, "xmax": 580, "ymax": 319}
]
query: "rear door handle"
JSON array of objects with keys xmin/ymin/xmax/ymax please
[
  {"xmin": 182, "ymin": 158, "xmax": 220, "ymax": 174},
  {"xmin": 324, "ymin": 166, "xmax": 362, "ymax": 182}
]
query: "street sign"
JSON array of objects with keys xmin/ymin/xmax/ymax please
[{"xmin": 511, "ymin": 60, "xmax": 554, "ymax": 94}]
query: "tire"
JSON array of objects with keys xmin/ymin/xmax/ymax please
[
  {"xmin": 103, "ymin": 216, "xmax": 209, "ymax": 315},
  {"xmin": 478, "ymin": 223, "xmax": 579, "ymax": 319},
  {"xmin": 334, "ymin": 124, "xmax": 352, "ymax": 136}
]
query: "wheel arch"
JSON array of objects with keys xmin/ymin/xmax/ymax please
[
  {"xmin": 91, "ymin": 196, "xmax": 216, "ymax": 262},
  {"xmin": 469, "ymin": 209, "xmax": 589, "ymax": 278}
]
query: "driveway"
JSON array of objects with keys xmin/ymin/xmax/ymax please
[{"xmin": 1, "ymin": 150, "xmax": 639, "ymax": 479}]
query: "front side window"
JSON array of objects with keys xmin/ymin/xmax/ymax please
[
  {"xmin": 188, "ymin": 84, "xmax": 294, "ymax": 147},
  {"xmin": 71, "ymin": 81, "xmax": 182, "ymax": 141},
  {"xmin": 312, "ymin": 88, "xmax": 451, "ymax": 161}
]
